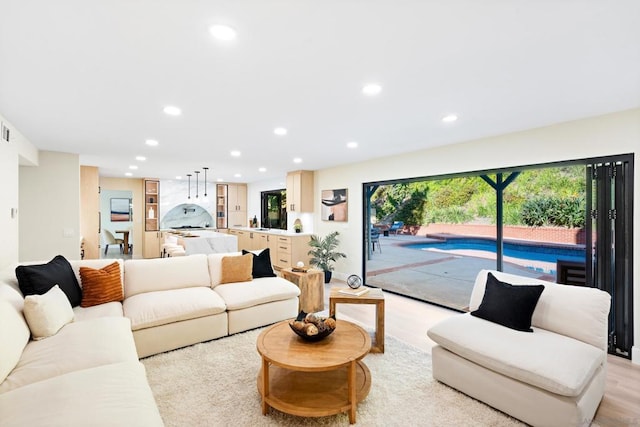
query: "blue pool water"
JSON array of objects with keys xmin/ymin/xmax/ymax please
[{"xmin": 406, "ymin": 238, "xmax": 585, "ymax": 267}]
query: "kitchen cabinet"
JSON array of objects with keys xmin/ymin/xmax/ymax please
[
  {"xmin": 143, "ymin": 231, "xmax": 162, "ymax": 258},
  {"xmin": 227, "ymin": 184, "xmax": 247, "ymax": 227},
  {"xmin": 274, "ymin": 234, "xmax": 311, "ymax": 270},
  {"xmin": 143, "ymin": 179, "xmax": 161, "ymax": 258},
  {"xmin": 229, "ymin": 229, "xmax": 250, "ymax": 250},
  {"xmin": 216, "ymin": 184, "xmax": 227, "ymax": 229},
  {"xmin": 229, "ymin": 229, "xmax": 310, "ymax": 270},
  {"xmin": 286, "ymin": 170, "xmax": 314, "ymax": 212},
  {"xmin": 257, "ymin": 232, "xmax": 279, "ymax": 255}
]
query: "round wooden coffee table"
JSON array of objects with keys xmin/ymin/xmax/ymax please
[{"xmin": 256, "ymin": 319, "xmax": 371, "ymax": 423}]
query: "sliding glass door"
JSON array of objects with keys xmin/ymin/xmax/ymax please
[
  {"xmin": 587, "ymin": 156, "xmax": 634, "ymax": 357},
  {"xmin": 363, "ymin": 154, "xmax": 634, "ymax": 358}
]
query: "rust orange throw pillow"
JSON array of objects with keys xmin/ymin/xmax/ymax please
[
  {"xmin": 79, "ymin": 262, "xmax": 124, "ymax": 307},
  {"xmin": 220, "ymin": 254, "xmax": 253, "ymax": 284}
]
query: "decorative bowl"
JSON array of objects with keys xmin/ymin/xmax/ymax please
[{"xmin": 289, "ymin": 311, "xmax": 337, "ymax": 342}]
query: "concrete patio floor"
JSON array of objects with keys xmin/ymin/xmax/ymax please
[{"xmin": 365, "ymin": 233, "xmax": 555, "ymax": 311}]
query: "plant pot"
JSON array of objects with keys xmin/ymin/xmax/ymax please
[
  {"xmin": 324, "ymin": 270, "xmax": 332, "ymax": 284},
  {"xmin": 295, "ymin": 229, "xmax": 301, "ymax": 233}
]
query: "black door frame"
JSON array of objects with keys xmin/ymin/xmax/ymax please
[{"xmin": 363, "ymin": 153, "xmax": 634, "ymax": 358}]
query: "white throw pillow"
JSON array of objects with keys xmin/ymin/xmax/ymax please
[{"xmin": 23, "ymin": 285, "xmax": 75, "ymax": 340}]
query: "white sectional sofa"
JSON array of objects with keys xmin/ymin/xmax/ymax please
[
  {"xmin": 427, "ymin": 269, "xmax": 611, "ymax": 427},
  {"xmin": 0, "ymin": 252, "xmax": 300, "ymax": 426}
]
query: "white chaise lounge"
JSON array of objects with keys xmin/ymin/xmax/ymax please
[{"xmin": 427, "ymin": 269, "xmax": 611, "ymax": 427}]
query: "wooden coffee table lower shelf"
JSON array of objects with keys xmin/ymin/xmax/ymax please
[
  {"xmin": 257, "ymin": 361, "xmax": 371, "ymax": 419},
  {"xmin": 256, "ymin": 320, "xmax": 372, "ymax": 423}
]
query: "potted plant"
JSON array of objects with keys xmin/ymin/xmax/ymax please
[{"xmin": 307, "ymin": 231, "xmax": 347, "ymax": 283}]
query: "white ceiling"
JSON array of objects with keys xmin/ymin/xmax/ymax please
[{"xmin": 1, "ymin": 1, "xmax": 639, "ymax": 183}]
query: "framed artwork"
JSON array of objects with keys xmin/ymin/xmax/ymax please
[
  {"xmin": 110, "ymin": 198, "xmax": 131, "ymax": 222},
  {"xmin": 321, "ymin": 189, "xmax": 348, "ymax": 221}
]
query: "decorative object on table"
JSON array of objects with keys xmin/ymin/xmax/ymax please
[
  {"xmin": 292, "ymin": 261, "xmax": 308, "ymax": 273},
  {"xmin": 289, "ymin": 310, "xmax": 337, "ymax": 341},
  {"xmin": 338, "ymin": 287, "xmax": 370, "ymax": 297},
  {"xmin": 307, "ymin": 231, "xmax": 347, "ymax": 283},
  {"xmin": 293, "ymin": 219, "xmax": 302, "ymax": 233},
  {"xmin": 347, "ymin": 274, "xmax": 362, "ymax": 289},
  {"xmin": 321, "ymin": 188, "xmax": 348, "ymax": 221}
]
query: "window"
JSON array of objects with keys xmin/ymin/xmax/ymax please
[{"xmin": 363, "ymin": 154, "xmax": 633, "ymax": 358}]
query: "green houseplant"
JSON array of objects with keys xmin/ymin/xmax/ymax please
[{"xmin": 307, "ymin": 231, "xmax": 347, "ymax": 283}]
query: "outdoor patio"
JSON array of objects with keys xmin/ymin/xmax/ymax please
[{"xmin": 365, "ymin": 233, "xmax": 555, "ymax": 311}]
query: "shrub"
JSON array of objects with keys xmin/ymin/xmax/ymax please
[{"xmin": 521, "ymin": 196, "xmax": 585, "ymax": 228}]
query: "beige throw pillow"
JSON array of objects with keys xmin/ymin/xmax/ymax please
[
  {"xmin": 220, "ymin": 254, "xmax": 253, "ymax": 284},
  {"xmin": 23, "ymin": 285, "xmax": 75, "ymax": 340}
]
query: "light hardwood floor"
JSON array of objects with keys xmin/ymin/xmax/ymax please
[{"xmin": 325, "ymin": 283, "xmax": 640, "ymax": 427}]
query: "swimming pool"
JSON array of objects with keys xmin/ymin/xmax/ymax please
[{"xmin": 406, "ymin": 237, "xmax": 585, "ymax": 273}]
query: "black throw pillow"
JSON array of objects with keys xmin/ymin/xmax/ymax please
[
  {"xmin": 470, "ymin": 272, "xmax": 544, "ymax": 332},
  {"xmin": 242, "ymin": 248, "xmax": 277, "ymax": 278},
  {"xmin": 15, "ymin": 255, "xmax": 82, "ymax": 307}
]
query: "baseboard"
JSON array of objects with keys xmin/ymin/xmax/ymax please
[{"xmin": 632, "ymin": 346, "xmax": 640, "ymax": 365}]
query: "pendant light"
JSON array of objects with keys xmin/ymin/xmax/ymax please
[
  {"xmin": 186, "ymin": 174, "xmax": 192, "ymax": 200},
  {"xmin": 194, "ymin": 170, "xmax": 200, "ymax": 201},
  {"xmin": 203, "ymin": 167, "xmax": 209, "ymax": 197}
]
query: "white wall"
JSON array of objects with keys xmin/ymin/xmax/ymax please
[
  {"xmin": 19, "ymin": 151, "xmax": 81, "ymax": 261},
  {"xmin": 0, "ymin": 119, "xmax": 19, "ymax": 272},
  {"xmin": 0, "ymin": 114, "xmax": 38, "ymax": 272},
  {"xmin": 313, "ymin": 108, "xmax": 640, "ymax": 362}
]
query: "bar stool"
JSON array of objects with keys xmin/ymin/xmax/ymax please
[
  {"xmin": 166, "ymin": 246, "xmax": 186, "ymax": 257},
  {"xmin": 161, "ymin": 234, "xmax": 180, "ymax": 258}
]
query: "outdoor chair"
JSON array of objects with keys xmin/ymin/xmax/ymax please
[
  {"xmin": 371, "ymin": 228, "xmax": 382, "ymax": 253},
  {"xmin": 389, "ymin": 221, "xmax": 404, "ymax": 235}
]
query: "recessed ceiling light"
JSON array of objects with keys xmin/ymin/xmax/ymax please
[
  {"xmin": 442, "ymin": 114, "xmax": 458, "ymax": 123},
  {"xmin": 163, "ymin": 105, "xmax": 182, "ymax": 116},
  {"xmin": 145, "ymin": 139, "xmax": 159, "ymax": 146},
  {"xmin": 135, "ymin": 156, "xmax": 146, "ymax": 161},
  {"xmin": 209, "ymin": 25, "xmax": 237, "ymax": 41},
  {"xmin": 258, "ymin": 167, "xmax": 267, "ymax": 172},
  {"xmin": 362, "ymin": 83, "xmax": 382, "ymax": 96},
  {"xmin": 125, "ymin": 172, "xmax": 133, "ymax": 177},
  {"xmin": 346, "ymin": 141, "xmax": 358, "ymax": 149},
  {"xmin": 129, "ymin": 165, "xmax": 138, "ymax": 170},
  {"xmin": 293, "ymin": 157, "xmax": 302, "ymax": 164},
  {"xmin": 175, "ymin": 176, "xmax": 182, "ymax": 180},
  {"xmin": 230, "ymin": 150, "xmax": 241, "ymax": 157},
  {"xmin": 234, "ymin": 173, "xmax": 242, "ymax": 178},
  {"xmin": 274, "ymin": 127, "xmax": 288, "ymax": 136}
]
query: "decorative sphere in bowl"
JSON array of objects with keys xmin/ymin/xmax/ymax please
[{"xmin": 289, "ymin": 311, "xmax": 336, "ymax": 342}]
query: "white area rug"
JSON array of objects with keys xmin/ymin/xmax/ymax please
[{"xmin": 142, "ymin": 327, "xmax": 523, "ymax": 426}]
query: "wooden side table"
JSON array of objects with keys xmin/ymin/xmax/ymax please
[
  {"xmin": 280, "ymin": 268, "xmax": 324, "ymax": 313},
  {"xmin": 329, "ymin": 287, "xmax": 385, "ymax": 353}
]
